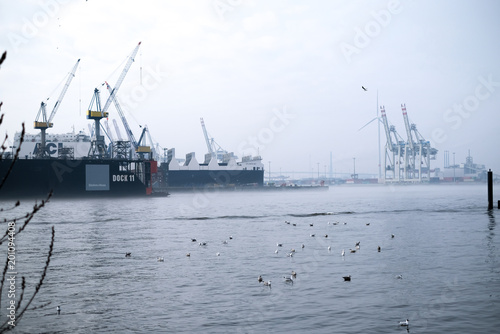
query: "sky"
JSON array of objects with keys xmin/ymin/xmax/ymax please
[{"xmin": 1, "ymin": 0, "xmax": 499, "ymax": 178}]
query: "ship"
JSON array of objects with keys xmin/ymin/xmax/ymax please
[{"xmin": 0, "ymin": 130, "xmax": 264, "ymax": 198}]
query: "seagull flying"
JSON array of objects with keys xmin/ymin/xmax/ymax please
[{"xmin": 362, "ymin": 86, "xmax": 367, "ymax": 91}]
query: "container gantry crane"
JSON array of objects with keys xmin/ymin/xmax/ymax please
[
  {"xmin": 34, "ymin": 59, "xmax": 80, "ymax": 158},
  {"xmin": 380, "ymin": 106, "xmax": 405, "ymax": 182},
  {"xmin": 401, "ymin": 104, "xmax": 438, "ymax": 181}
]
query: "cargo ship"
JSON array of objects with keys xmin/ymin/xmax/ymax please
[{"xmin": 0, "ymin": 131, "xmax": 264, "ymax": 198}]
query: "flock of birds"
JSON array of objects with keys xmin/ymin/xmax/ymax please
[{"xmin": 121, "ymin": 218, "xmax": 409, "ymax": 328}]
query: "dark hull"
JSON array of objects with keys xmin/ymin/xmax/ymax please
[
  {"xmin": 164, "ymin": 168, "xmax": 264, "ymax": 188},
  {"xmin": 0, "ymin": 158, "xmax": 153, "ymax": 199}
]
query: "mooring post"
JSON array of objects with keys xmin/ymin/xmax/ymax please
[{"xmin": 488, "ymin": 169, "xmax": 493, "ymax": 210}]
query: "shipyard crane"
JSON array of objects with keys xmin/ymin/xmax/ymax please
[
  {"xmin": 200, "ymin": 117, "xmax": 229, "ymax": 162},
  {"xmin": 34, "ymin": 59, "xmax": 80, "ymax": 158},
  {"xmin": 104, "ymin": 81, "xmax": 138, "ymax": 150},
  {"xmin": 87, "ymin": 42, "xmax": 141, "ymax": 158},
  {"xmin": 87, "ymin": 88, "xmax": 108, "ymax": 158},
  {"xmin": 136, "ymin": 125, "xmax": 153, "ymax": 159}
]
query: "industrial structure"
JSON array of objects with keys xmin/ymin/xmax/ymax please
[
  {"xmin": 381, "ymin": 104, "xmax": 438, "ymax": 183},
  {"xmin": 33, "ymin": 59, "xmax": 80, "ymax": 158},
  {"xmin": 87, "ymin": 42, "xmax": 141, "ymax": 159}
]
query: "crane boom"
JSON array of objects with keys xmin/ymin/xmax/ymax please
[
  {"xmin": 401, "ymin": 104, "xmax": 415, "ymax": 151},
  {"xmin": 47, "ymin": 59, "xmax": 80, "ymax": 124},
  {"xmin": 105, "ymin": 81, "xmax": 138, "ymax": 149},
  {"xmin": 101, "ymin": 42, "xmax": 141, "ymax": 115},
  {"xmin": 200, "ymin": 117, "xmax": 215, "ymax": 156}
]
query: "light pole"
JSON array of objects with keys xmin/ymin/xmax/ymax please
[
  {"xmin": 453, "ymin": 152, "xmax": 455, "ymax": 183},
  {"xmin": 352, "ymin": 157, "xmax": 357, "ymax": 180},
  {"xmin": 268, "ymin": 161, "xmax": 271, "ymax": 184}
]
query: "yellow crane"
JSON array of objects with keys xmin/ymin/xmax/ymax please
[{"xmin": 34, "ymin": 59, "xmax": 80, "ymax": 158}]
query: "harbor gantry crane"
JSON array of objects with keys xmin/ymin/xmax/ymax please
[
  {"xmin": 401, "ymin": 104, "xmax": 417, "ymax": 180},
  {"xmin": 380, "ymin": 106, "xmax": 405, "ymax": 182},
  {"xmin": 34, "ymin": 59, "xmax": 80, "ymax": 158},
  {"xmin": 87, "ymin": 42, "xmax": 141, "ymax": 159},
  {"xmin": 200, "ymin": 117, "xmax": 229, "ymax": 162},
  {"xmin": 401, "ymin": 104, "xmax": 438, "ymax": 181}
]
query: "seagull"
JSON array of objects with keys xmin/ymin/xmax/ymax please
[
  {"xmin": 309, "ymin": 223, "xmax": 314, "ymax": 227},
  {"xmin": 310, "ymin": 234, "xmax": 315, "ymax": 237},
  {"xmin": 292, "ymin": 223, "xmax": 297, "ymax": 226},
  {"xmin": 186, "ymin": 253, "xmax": 191, "ymax": 257},
  {"xmin": 287, "ymin": 252, "xmax": 294, "ymax": 257},
  {"xmin": 258, "ymin": 275, "xmax": 263, "ymax": 283},
  {"xmin": 399, "ymin": 319, "xmax": 409, "ymax": 326},
  {"xmin": 216, "ymin": 252, "xmax": 220, "ymax": 256},
  {"xmin": 222, "ymin": 240, "xmax": 228, "ymax": 244},
  {"xmin": 378, "ymin": 246, "xmax": 381, "ymax": 252},
  {"xmin": 157, "ymin": 257, "xmax": 164, "ymax": 262},
  {"xmin": 328, "ymin": 246, "xmax": 331, "ymax": 251},
  {"xmin": 324, "ymin": 234, "xmax": 328, "ymax": 238},
  {"xmin": 343, "ymin": 222, "xmax": 347, "ymax": 225},
  {"xmin": 57, "ymin": 306, "xmax": 60, "ymax": 315},
  {"xmin": 362, "ymin": 86, "xmax": 367, "ymax": 91},
  {"xmin": 283, "ymin": 276, "xmax": 294, "ymax": 284},
  {"xmin": 343, "ymin": 275, "xmax": 351, "ymax": 281},
  {"xmin": 341, "ymin": 249, "xmax": 345, "ymax": 256},
  {"xmin": 355, "ymin": 241, "xmax": 360, "ymax": 247},
  {"xmin": 391, "ymin": 234, "xmax": 395, "ymax": 239},
  {"xmin": 199, "ymin": 242, "xmax": 207, "ymax": 246},
  {"xmin": 350, "ymin": 249, "xmax": 356, "ymax": 253},
  {"xmin": 291, "ymin": 271, "xmax": 297, "ymax": 278},
  {"xmin": 125, "ymin": 252, "xmax": 131, "ymax": 257},
  {"xmin": 284, "ymin": 220, "xmax": 290, "ymax": 224},
  {"xmin": 275, "ymin": 249, "xmax": 279, "ymax": 254},
  {"xmin": 229, "ymin": 236, "xmax": 233, "ymax": 240},
  {"xmin": 290, "ymin": 249, "xmax": 296, "ymax": 253},
  {"xmin": 366, "ymin": 223, "xmax": 370, "ymax": 226},
  {"xmin": 191, "ymin": 238, "xmax": 197, "ymax": 242},
  {"xmin": 277, "ymin": 243, "xmax": 283, "ymax": 247},
  {"xmin": 396, "ymin": 274, "xmax": 403, "ymax": 279},
  {"xmin": 263, "ymin": 280, "xmax": 272, "ymax": 288},
  {"xmin": 301, "ymin": 244, "xmax": 305, "ymax": 249}
]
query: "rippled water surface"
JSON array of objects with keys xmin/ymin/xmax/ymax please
[{"xmin": 3, "ymin": 184, "xmax": 500, "ymax": 333}]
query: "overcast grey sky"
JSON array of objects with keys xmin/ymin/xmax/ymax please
[{"xmin": 1, "ymin": 0, "xmax": 499, "ymax": 177}]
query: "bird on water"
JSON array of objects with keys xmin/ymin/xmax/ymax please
[
  {"xmin": 399, "ymin": 319, "xmax": 409, "ymax": 326},
  {"xmin": 125, "ymin": 252, "xmax": 131, "ymax": 257},
  {"xmin": 343, "ymin": 275, "xmax": 351, "ymax": 281}
]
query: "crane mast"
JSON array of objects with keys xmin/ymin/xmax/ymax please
[{"xmin": 34, "ymin": 58, "xmax": 80, "ymax": 158}]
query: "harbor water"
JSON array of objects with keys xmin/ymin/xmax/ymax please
[{"xmin": 3, "ymin": 184, "xmax": 500, "ymax": 333}]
